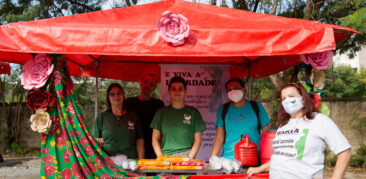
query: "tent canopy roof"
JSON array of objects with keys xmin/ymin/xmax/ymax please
[{"xmin": 0, "ymin": 0, "xmax": 357, "ymax": 81}]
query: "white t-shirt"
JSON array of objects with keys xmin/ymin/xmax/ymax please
[{"xmin": 270, "ymin": 113, "xmax": 351, "ymax": 179}]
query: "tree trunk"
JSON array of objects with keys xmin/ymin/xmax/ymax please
[
  {"xmin": 210, "ymin": 0, "xmax": 217, "ymax": 6},
  {"xmin": 269, "ymin": 0, "xmax": 279, "ymax": 15},
  {"xmin": 252, "ymin": 0, "xmax": 260, "ymax": 12},
  {"xmin": 125, "ymin": 0, "xmax": 132, "ymax": 7},
  {"xmin": 304, "ymin": 0, "xmax": 325, "ymax": 20}
]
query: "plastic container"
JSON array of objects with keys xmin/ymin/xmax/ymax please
[
  {"xmin": 234, "ymin": 134, "xmax": 258, "ymax": 166},
  {"xmin": 260, "ymin": 130, "xmax": 276, "ymax": 164}
]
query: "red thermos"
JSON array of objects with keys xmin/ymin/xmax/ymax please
[
  {"xmin": 234, "ymin": 134, "xmax": 258, "ymax": 166},
  {"xmin": 260, "ymin": 130, "xmax": 276, "ymax": 164}
]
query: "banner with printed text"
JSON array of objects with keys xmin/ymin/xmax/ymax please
[{"xmin": 160, "ymin": 64, "xmax": 230, "ymax": 162}]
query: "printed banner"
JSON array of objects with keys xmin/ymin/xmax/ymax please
[{"xmin": 160, "ymin": 64, "xmax": 230, "ymax": 161}]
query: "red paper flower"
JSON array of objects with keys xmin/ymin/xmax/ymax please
[
  {"xmin": 26, "ymin": 88, "xmax": 56, "ymax": 111},
  {"xmin": 311, "ymin": 93, "xmax": 322, "ymax": 109},
  {"xmin": 157, "ymin": 11, "xmax": 190, "ymax": 46}
]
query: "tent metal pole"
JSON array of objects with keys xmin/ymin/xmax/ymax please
[
  {"xmin": 242, "ymin": 57, "xmax": 253, "ymax": 100},
  {"xmin": 247, "ymin": 65, "xmax": 253, "ymax": 100},
  {"xmin": 94, "ymin": 62, "xmax": 99, "ymax": 120}
]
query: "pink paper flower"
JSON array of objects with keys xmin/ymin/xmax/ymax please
[
  {"xmin": 300, "ymin": 51, "xmax": 333, "ymax": 70},
  {"xmin": 21, "ymin": 54, "xmax": 54, "ymax": 89},
  {"xmin": 157, "ymin": 11, "xmax": 190, "ymax": 46}
]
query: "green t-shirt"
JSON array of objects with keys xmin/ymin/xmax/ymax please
[
  {"xmin": 92, "ymin": 110, "xmax": 143, "ymax": 158},
  {"xmin": 150, "ymin": 105, "xmax": 207, "ymax": 155}
]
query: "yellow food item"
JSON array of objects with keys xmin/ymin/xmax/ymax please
[
  {"xmin": 157, "ymin": 155, "xmax": 190, "ymax": 162},
  {"xmin": 138, "ymin": 159, "xmax": 170, "ymax": 166},
  {"xmin": 138, "ymin": 165, "xmax": 170, "ymax": 170},
  {"xmin": 169, "ymin": 165, "xmax": 203, "ymax": 170}
]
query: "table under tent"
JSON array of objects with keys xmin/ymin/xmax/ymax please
[{"xmin": 0, "ymin": 0, "xmax": 356, "ymax": 178}]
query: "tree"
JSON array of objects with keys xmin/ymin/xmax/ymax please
[
  {"xmin": 0, "ymin": 0, "xmax": 107, "ymax": 24},
  {"xmin": 0, "ymin": 0, "xmax": 108, "ymax": 150}
]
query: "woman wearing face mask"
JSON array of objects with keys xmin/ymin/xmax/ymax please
[
  {"xmin": 247, "ymin": 83, "xmax": 351, "ymax": 179},
  {"xmin": 92, "ymin": 83, "xmax": 144, "ymax": 159},
  {"xmin": 150, "ymin": 76, "xmax": 207, "ymax": 159},
  {"xmin": 210, "ymin": 78, "xmax": 270, "ymax": 160}
]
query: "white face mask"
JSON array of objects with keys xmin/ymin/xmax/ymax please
[
  {"xmin": 281, "ymin": 97, "xmax": 304, "ymax": 114},
  {"xmin": 227, "ymin": 90, "xmax": 244, "ymax": 102}
]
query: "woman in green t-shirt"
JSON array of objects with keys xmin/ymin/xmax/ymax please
[
  {"xmin": 151, "ymin": 76, "xmax": 207, "ymax": 159},
  {"xmin": 92, "ymin": 83, "xmax": 144, "ymax": 159}
]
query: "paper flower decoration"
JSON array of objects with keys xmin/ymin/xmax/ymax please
[
  {"xmin": 157, "ymin": 11, "xmax": 190, "ymax": 46},
  {"xmin": 300, "ymin": 51, "xmax": 333, "ymax": 70},
  {"xmin": 21, "ymin": 54, "xmax": 54, "ymax": 90},
  {"xmin": 30, "ymin": 109, "xmax": 52, "ymax": 134},
  {"xmin": 26, "ymin": 88, "xmax": 56, "ymax": 111}
]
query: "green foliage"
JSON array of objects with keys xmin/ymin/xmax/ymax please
[
  {"xmin": 349, "ymin": 144, "xmax": 366, "ymax": 168},
  {"xmin": 323, "ymin": 66, "xmax": 366, "ymax": 98},
  {"xmin": 350, "ymin": 154, "xmax": 366, "ymax": 168},
  {"xmin": 252, "ymin": 77, "xmax": 275, "ymax": 99},
  {"xmin": 0, "ymin": 0, "xmax": 107, "ymax": 24},
  {"xmin": 10, "ymin": 143, "xmax": 40, "ymax": 157},
  {"xmin": 349, "ymin": 113, "xmax": 366, "ymax": 139}
]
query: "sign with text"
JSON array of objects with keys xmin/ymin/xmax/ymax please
[{"xmin": 160, "ymin": 64, "xmax": 229, "ymax": 161}]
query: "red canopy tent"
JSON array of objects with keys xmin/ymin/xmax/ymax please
[{"xmin": 0, "ymin": 0, "xmax": 357, "ymax": 81}]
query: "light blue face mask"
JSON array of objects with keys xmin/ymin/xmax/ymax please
[{"xmin": 281, "ymin": 97, "xmax": 304, "ymax": 114}]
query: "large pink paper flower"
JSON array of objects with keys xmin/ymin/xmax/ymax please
[
  {"xmin": 157, "ymin": 11, "xmax": 190, "ymax": 46},
  {"xmin": 21, "ymin": 54, "xmax": 54, "ymax": 89},
  {"xmin": 300, "ymin": 51, "xmax": 333, "ymax": 70}
]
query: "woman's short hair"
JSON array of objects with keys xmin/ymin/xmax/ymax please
[
  {"xmin": 278, "ymin": 83, "xmax": 318, "ymax": 126},
  {"xmin": 168, "ymin": 76, "xmax": 187, "ymax": 90},
  {"xmin": 225, "ymin": 78, "xmax": 245, "ymax": 90},
  {"xmin": 106, "ymin": 83, "xmax": 125, "ymax": 111}
]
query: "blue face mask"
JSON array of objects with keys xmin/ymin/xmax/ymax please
[{"xmin": 281, "ymin": 97, "xmax": 304, "ymax": 114}]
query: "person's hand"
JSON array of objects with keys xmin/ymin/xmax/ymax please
[
  {"xmin": 96, "ymin": 138, "xmax": 104, "ymax": 146},
  {"xmin": 247, "ymin": 166, "xmax": 263, "ymax": 178}
]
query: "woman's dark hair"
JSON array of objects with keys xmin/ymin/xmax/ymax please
[
  {"xmin": 278, "ymin": 83, "xmax": 318, "ymax": 127},
  {"xmin": 225, "ymin": 78, "xmax": 245, "ymax": 90},
  {"xmin": 168, "ymin": 76, "xmax": 187, "ymax": 90},
  {"xmin": 106, "ymin": 83, "xmax": 125, "ymax": 111}
]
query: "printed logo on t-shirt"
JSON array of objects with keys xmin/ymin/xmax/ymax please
[
  {"xmin": 183, "ymin": 114, "xmax": 191, "ymax": 124},
  {"xmin": 127, "ymin": 121, "xmax": 135, "ymax": 130},
  {"xmin": 272, "ymin": 128, "xmax": 309, "ymax": 160}
]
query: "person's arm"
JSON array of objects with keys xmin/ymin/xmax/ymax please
[
  {"xmin": 92, "ymin": 114, "xmax": 104, "ymax": 146},
  {"xmin": 247, "ymin": 161, "xmax": 270, "ymax": 177},
  {"xmin": 188, "ymin": 132, "xmax": 202, "ymax": 159},
  {"xmin": 330, "ymin": 148, "xmax": 352, "ymax": 179},
  {"xmin": 261, "ymin": 123, "xmax": 270, "ymax": 133},
  {"xmin": 211, "ymin": 126, "xmax": 225, "ymax": 157},
  {"xmin": 136, "ymin": 138, "xmax": 145, "ymax": 159},
  {"xmin": 152, "ymin": 129, "xmax": 163, "ymax": 157}
]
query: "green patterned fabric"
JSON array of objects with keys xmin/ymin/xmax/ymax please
[{"xmin": 39, "ymin": 56, "xmax": 189, "ymax": 179}]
